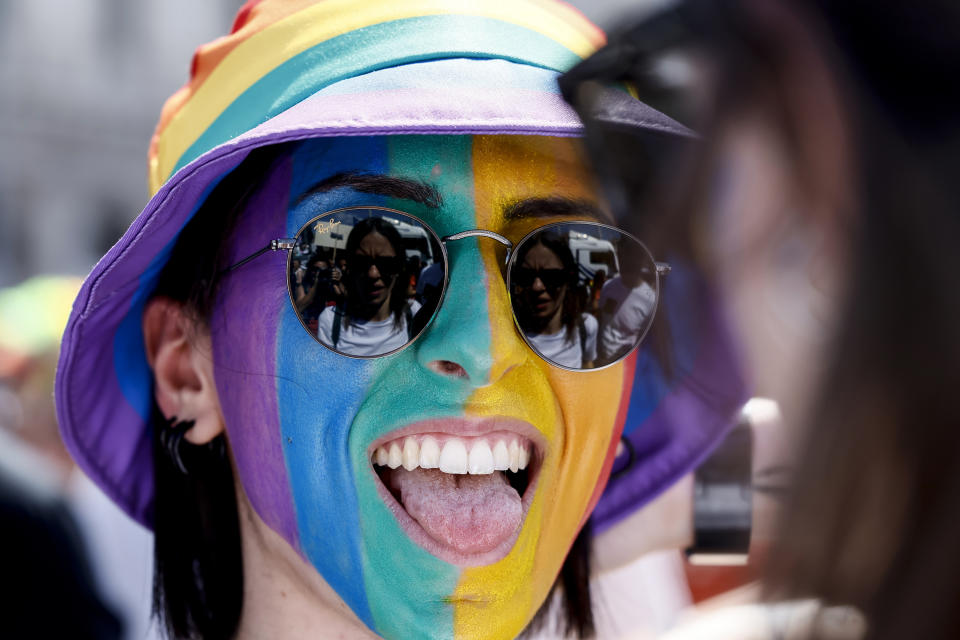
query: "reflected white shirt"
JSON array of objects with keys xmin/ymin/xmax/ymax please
[
  {"xmin": 525, "ymin": 313, "xmax": 597, "ymax": 368},
  {"xmin": 317, "ymin": 300, "xmax": 422, "ymax": 356}
]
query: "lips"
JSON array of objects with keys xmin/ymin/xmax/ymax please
[
  {"xmin": 366, "ymin": 283, "xmax": 385, "ymax": 300},
  {"xmin": 368, "ymin": 418, "xmax": 544, "ymax": 566},
  {"xmin": 532, "ymin": 294, "xmax": 553, "ymax": 314}
]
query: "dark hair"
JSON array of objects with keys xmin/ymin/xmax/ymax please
[
  {"xmin": 524, "ymin": 521, "xmax": 596, "ymax": 639},
  {"xmin": 760, "ymin": 4, "xmax": 960, "ymax": 637},
  {"xmin": 149, "ymin": 141, "xmax": 597, "ymax": 638},
  {"xmin": 342, "ymin": 215, "xmax": 409, "ymax": 329}
]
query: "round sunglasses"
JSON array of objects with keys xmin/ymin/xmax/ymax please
[{"xmin": 225, "ymin": 206, "xmax": 670, "ymax": 371}]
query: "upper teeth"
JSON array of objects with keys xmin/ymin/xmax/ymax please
[{"xmin": 372, "ymin": 436, "xmax": 532, "ymax": 475}]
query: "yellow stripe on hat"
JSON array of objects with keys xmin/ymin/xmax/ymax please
[{"xmin": 150, "ymin": 0, "xmax": 603, "ymax": 192}]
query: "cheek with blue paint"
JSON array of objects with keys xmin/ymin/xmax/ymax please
[
  {"xmin": 210, "ymin": 137, "xmax": 404, "ymax": 628},
  {"xmin": 211, "ymin": 136, "xmax": 486, "ymax": 635}
]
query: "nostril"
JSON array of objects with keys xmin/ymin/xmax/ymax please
[{"xmin": 429, "ymin": 360, "xmax": 469, "ymax": 379}]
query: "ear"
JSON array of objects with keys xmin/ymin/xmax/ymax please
[{"xmin": 143, "ymin": 297, "xmax": 224, "ymax": 445}]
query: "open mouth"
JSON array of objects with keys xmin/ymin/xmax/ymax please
[{"xmin": 368, "ymin": 418, "xmax": 544, "ymax": 566}]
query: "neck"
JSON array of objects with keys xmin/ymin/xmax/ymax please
[{"xmin": 233, "ymin": 487, "xmax": 378, "ymax": 640}]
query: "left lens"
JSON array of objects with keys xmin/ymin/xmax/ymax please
[
  {"xmin": 508, "ymin": 222, "xmax": 659, "ymax": 370},
  {"xmin": 288, "ymin": 207, "xmax": 446, "ymax": 358}
]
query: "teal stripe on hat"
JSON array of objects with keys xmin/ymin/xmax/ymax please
[{"xmin": 170, "ymin": 14, "xmax": 582, "ymax": 179}]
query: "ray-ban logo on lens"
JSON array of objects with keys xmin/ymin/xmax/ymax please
[{"xmin": 314, "ymin": 219, "xmax": 341, "ymax": 235}]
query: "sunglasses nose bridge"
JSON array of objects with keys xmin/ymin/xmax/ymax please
[
  {"xmin": 416, "ymin": 234, "xmax": 529, "ymax": 385},
  {"xmin": 441, "ymin": 229, "xmax": 513, "ymax": 265}
]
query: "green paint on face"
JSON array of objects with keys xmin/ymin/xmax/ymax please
[{"xmin": 349, "ymin": 136, "xmax": 497, "ymax": 639}]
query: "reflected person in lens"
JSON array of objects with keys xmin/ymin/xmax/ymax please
[
  {"xmin": 596, "ymin": 246, "xmax": 657, "ymax": 365},
  {"xmin": 512, "ymin": 230, "xmax": 597, "ymax": 369},
  {"xmin": 317, "ymin": 216, "xmax": 423, "ymax": 356}
]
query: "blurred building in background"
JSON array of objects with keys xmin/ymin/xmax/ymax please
[
  {"xmin": 0, "ymin": 0, "xmax": 653, "ymax": 287},
  {"xmin": 0, "ymin": 0, "xmax": 241, "ymax": 286}
]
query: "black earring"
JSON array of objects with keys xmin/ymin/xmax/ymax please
[{"xmin": 159, "ymin": 415, "xmax": 196, "ymax": 475}]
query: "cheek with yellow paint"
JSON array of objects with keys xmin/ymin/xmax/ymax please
[
  {"xmin": 451, "ymin": 136, "xmax": 628, "ymax": 639},
  {"xmin": 456, "ymin": 281, "xmax": 626, "ymax": 640}
]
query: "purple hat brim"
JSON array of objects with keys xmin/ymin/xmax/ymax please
[{"xmin": 56, "ymin": 58, "xmax": 703, "ymax": 528}]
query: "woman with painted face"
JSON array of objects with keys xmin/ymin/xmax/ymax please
[
  {"xmin": 511, "ymin": 230, "xmax": 597, "ymax": 370},
  {"xmin": 54, "ymin": 2, "xmax": 745, "ymax": 639}
]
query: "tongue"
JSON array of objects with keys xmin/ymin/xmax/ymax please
[{"xmin": 385, "ymin": 468, "xmax": 523, "ymax": 554}]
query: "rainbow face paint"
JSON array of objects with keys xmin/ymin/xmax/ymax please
[{"xmin": 209, "ymin": 135, "xmax": 633, "ymax": 639}]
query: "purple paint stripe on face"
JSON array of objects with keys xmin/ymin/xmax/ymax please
[
  {"xmin": 211, "ymin": 155, "xmax": 300, "ymax": 548},
  {"xmin": 591, "ymin": 285, "xmax": 749, "ymax": 533}
]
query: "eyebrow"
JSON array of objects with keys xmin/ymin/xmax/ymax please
[
  {"xmin": 295, "ymin": 172, "xmax": 444, "ymax": 208},
  {"xmin": 503, "ymin": 196, "xmax": 610, "ymax": 222},
  {"xmin": 295, "ymin": 173, "xmax": 608, "ymax": 223}
]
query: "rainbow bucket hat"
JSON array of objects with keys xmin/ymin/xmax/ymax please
[{"xmin": 55, "ymin": 0, "xmax": 740, "ymax": 529}]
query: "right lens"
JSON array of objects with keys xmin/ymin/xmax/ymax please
[
  {"xmin": 508, "ymin": 222, "xmax": 659, "ymax": 370},
  {"xmin": 287, "ymin": 207, "xmax": 446, "ymax": 358}
]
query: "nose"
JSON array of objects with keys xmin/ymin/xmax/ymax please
[
  {"xmin": 414, "ymin": 239, "xmax": 526, "ymax": 385},
  {"xmin": 531, "ymin": 276, "xmax": 546, "ymax": 292},
  {"xmin": 367, "ymin": 264, "xmax": 381, "ymax": 279}
]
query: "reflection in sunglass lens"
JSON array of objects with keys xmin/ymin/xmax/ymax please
[
  {"xmin": 509, "ymin": 222, "xmax": 659, "ymax": 371},
  {"xmin": 288, "ymin": 208, "xmax": 445, "ymax": 357},
  {"xmin": 286, "ymin": 209, "xmax": 661, "ymax": 369},
  {"xmin": 348, "ymin": 255, "xmax": 403, "ymax": 278}
]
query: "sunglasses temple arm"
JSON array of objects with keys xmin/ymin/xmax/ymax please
[{"xmin": 223, "ymin": 238, "xmax": 296, "ymax": 273}]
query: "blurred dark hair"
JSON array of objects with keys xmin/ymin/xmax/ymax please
[
  {"xmin": 763, "ymin": 4, "xmax": 960, "ymax": 638},
  {"xmin": 148, "ymin": 141, "xmax": 597, "ymax": 638},
  {"xmin": 567, "ymin": 0, "xmax": 960, "ymax": 637}
]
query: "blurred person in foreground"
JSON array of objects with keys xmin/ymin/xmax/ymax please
[{"xmin": 562, "ymin": 0, "xmax": 960, "ymax": 637}]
